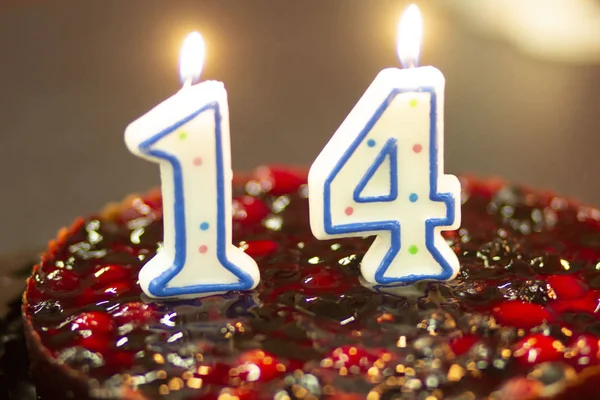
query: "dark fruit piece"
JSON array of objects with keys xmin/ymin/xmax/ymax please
[
  {"xmin": 567, "ymin": 334, "xmax": 600, "ymax": 368},
  {"xmin": 450, "ymin": 334, "xmax": 481, "ymax": 356},
  {"xmin": 233, "ymin": 196, "xmax": 271, "ymax": 225},
  {"xmin": 236, "ymin": 350, "xmax": 285, "ymax": 382},
  {"xmin": 513, "ymin": 334, "xmax": 564, "ymax": 366},
  {"xmin": 253, "ymin": 165, "xmax": 307, "ymax": 195},
  {"xmin": 241, "ymin": 240, "xmax": 279, "ymax": 258},
  {"xmin": 76, "ymin": 335, "xmax": 111, "ymax": 353},
  {"xmin": 112, "ymin": 302, "xmax": 157, "ymax": 325},
  {"xmin": 492, "ymin": 301, "xmax": 553, "ymax": 329},
  {"xmin": 70, "ymin": 312, "xmax": 114, "ymax": 334},
  {"xmin": 92, "ymin": 264, "xmax": 130, "ymax": 288},
  {"xmin": 547, "ymin": 275, "xmax": 588, "ymax": 300},
  {"xmin": 301, "ymin": 267, "xmax": 343, "ymax": 290},
  {"xmin": 45, "ymin": 269, "xmax": 80, "ymax": 292}
]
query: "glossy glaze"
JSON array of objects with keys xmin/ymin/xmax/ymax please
[{"xmin": 24, "ymin": 166, "xmax": 600, "ymax": 399}]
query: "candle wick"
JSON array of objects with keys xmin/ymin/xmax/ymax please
[{"xmin": 182, "ymin": 77, "xmax": 193, "ymax": 88}]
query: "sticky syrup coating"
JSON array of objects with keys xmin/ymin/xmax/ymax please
[{"xmin": 24, "ymin": 166, "xmax": 600, "ymax": 399}]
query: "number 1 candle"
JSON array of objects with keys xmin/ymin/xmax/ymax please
[
  {"xmin": 125, "ymin": 32, "xmax": 260, "ymax": 299},
  {"xmin": 308, "ymin": 5, "xmax": 461, "ymax": 285}
]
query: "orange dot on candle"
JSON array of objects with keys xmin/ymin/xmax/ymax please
[
  {"xmin": 193, "ymin": 157, "xmax": 203, "ymax": 166},
  {"xmin": 412, "ymin": 144, "xmax": 422, "ymax": 153},
  {"xmin": 198, "ymin": 245, "xmax": 208, "ymax": 253}
]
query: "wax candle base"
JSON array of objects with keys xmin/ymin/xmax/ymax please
[
  {"xmin": 139, "ymin": 248, "xmax": 260, "ymax": 299},
  {"xmin": 358, "ymin": 276, "xmax": 428, "ymax": 298}
]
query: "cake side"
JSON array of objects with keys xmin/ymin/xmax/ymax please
[
  {"xmin": 22, "ymin": 166, "xmax": 600, "ymax": 399},
  {"xmin": 23, "ymin": 189, "xmax": 162, "ymax": 400}
]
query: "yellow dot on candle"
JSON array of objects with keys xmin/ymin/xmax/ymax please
[
  {"xmin": 179, "ymin": 132, "xmax": 188, "ymax": 140},
  {"xmin": 409, "ymin": 98, "xmax": 418, "ymax": 107}
]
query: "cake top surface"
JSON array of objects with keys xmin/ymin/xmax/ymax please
[{"xmin": 23, "ymin": 166, "xmax": 600, "ymax": 399}]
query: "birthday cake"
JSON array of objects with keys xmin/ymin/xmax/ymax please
[{"xmin": 22, "ymin": 165, "xmax": 600, "ymax": 399}]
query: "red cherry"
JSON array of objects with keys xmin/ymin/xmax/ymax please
[
  {"xmin": 119, "ymin": 196, "xmax": 162, "ymax": 221},
  {"xmin": 236, "ymin": 349, "xmax": 285, "ymax": 382},
  {"xmin": 92, "ymin": 264, "xmax": 130, "ymax": 288},
  {"xmin": 105, "ymin": 350, "xmax": 135, "ymax": 368},
  {"xmin": 547, "ymin": 275, "xmax": 588, "ymax": 300},
  {"xmin": 570, "ymin": 247, "xmax": 600, "ymax": 263},
  {"xmin": 196, "ymin": 362, "xmax": 231, "ymax": 385},
  {"xmin": 253, "ymin": 165, "xmax": 307, "ymax": 196},
  {"xmin": 233, "ymin": 196, "xmax": 270, "ymax": 225},
  {"xmin": 495, "ymin": 377, "xmax": 543, "ymax": 400},
  {"xmin": 76, "ymin": 287, "xmax": 98, "ymax": 307},
  {"xmin": 302, "ymin": 268, "xmax": 342, "ymax": 290},
  {"xmin": 25, "ymin": 278, "xmax": 45, "ymax": 303},
  {"xmin": 567, "ymin": 334, "xmax": 600, "ymax": 369},
  {"xmin": 450, "ymin": 334, "xmax": 481, "ymax": 356},
  {"xmin": 70, "ymin": 312, "xmax": 115, "ymax": 333},
  {"xmin": 45, "ymin": 268, "xmax": 80, "ymax": 292},
  {"xmin": 219, "ymin": 387, "xmax": 259, "ymax": 400},
  {"xmin": 549, "ymin": 290, "xmax": 599, "ymax": 315},
  {"xmin": 96, "ymin": 282, "xmax": 133, "ymax": 299},
  {"xmin": 329, "ymin": 394, "xmax": 364, "ymax": 400},
  {"xmin": 325, "ymin": 346, "xmax": 377, "ymax": 373},
  {"xmin": 77, "ymin": 334, "xmax": 111, "ymax": 353},
  {"xmin": 241, "ymin": 240, "xmax": 279, "ymax": 258},
  {"xmin": 513, "ymin": 334, "xmax": 564, "ymax": 366},
  {"xmin": 110, "ymin": 243, "xmax": 139, "ymax": 256},
  {"xmin": 113, "ymin": 302, "xmax": 158, "ymax": 325},
  {"xmin": 492, "ymin": 301, "xmax": 553, "ymax": 329}
]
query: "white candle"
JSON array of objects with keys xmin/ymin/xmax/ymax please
[
  {"xmin": 125, "ymin": 32, "xmax": 259, "ymax": 299},
  {"xmin": 308, "ymin": 5, "xmax": 461, "ymax": 285}
]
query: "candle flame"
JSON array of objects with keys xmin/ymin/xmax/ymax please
[
  {"xmin": 397, "ymin": 4, "xmax": 422, "ymax": 68},
  {"xmin": 179, "ymin": 32, "xmax": 205, "ymax": 86}
]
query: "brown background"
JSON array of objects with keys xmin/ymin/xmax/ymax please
[{"xmin": 0, "ymin": 0, "xmax": 599, "ymax": 253}]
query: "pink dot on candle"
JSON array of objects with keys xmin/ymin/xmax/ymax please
[
  {"xmin": 345, "ymin": 207, "xmax": 354, "ymax": 216},
  {"xmin": 193, "ymin": 157, "xmax": 203, "ymax": 166},
  {"xmin": 198, "ymin": 245, "xmax": 208, "ymax": 254},
  {"xmin": 412, "ymin": 144, "xmax": 423, "ymax": 154}
]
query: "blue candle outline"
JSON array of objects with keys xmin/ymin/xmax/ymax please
[
  {"xmin": 322, "ymin": 86, "xmax": 458, "ymax": 284},
  {"xmin": 353, "ymin": 137, "xmax": 399, "ymax": 203},
  {"xmin": 138, "ymin": 102, "xmax": 256, "ymax": 297}
]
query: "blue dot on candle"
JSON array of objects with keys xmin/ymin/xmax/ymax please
[
  {"xmin": 409, "ymin": 193, "xmax": 418, "ymax": 203},
  {"xmin": 200, "ymin": 222, "xmax": 210, "ymax": 231},
  {"xmin": 367, "ymin": 139, "xmax": 376, "ymax": 147}
]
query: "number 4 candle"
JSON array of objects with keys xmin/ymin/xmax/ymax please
[
  {"xmin": 125, "ymin": 32, "xmax": 260, "ymax": 299},
  {"xmin": 309, "ymin": 5, "xmax": 461, "ymax": 285}
]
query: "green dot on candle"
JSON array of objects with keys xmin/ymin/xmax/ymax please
[
  {"xmin": 409, "ymin": 98, "xmax": 418, "ymax": 108},
  {"xmin": 179, "ymin": 132, "xmax": 188, "ymax": 140},
  {"xmin": 408, "ymin": 245, "xmax": 418, "ymax": 255}
]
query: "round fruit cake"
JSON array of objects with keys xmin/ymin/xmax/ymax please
[{"xmin": 23, "ymin": 166, "xmax": 600, "ymax": 400}]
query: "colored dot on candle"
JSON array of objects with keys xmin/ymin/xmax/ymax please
[
  {"xmin": 198, "ymin": 245, "xmax": 208, "ymax": 254},
  {"xmin": 345, "ymin": 207, "xmax": 354, "ymax": 216},
  {"xmin": 179, "ymin": 132, "xmax": 188, "ymax": 140},
  {"xmin": 412, "ymin": 144, "xmax": 422, "ymax": 153},
  {"xmin": 409, "ymin": 193, "xmax": 418, "ymax": 202},
  {"xmin": 367, "ymin": 139, "xmax": 376, "ymax": 147},
  {"xmin": 409, "ymin": 98, "xmax": 418, "ymax": 107},
  {"xmin": 408, "ymin": 245, "xmax": 418, "ymax": 255},
  {"xmin": 193, "ymin": 157, "xmax": 203, "ymax": 166},
  {"xmin": 200, "ymin": 222, "xmax": 209, "ymax": 231}
]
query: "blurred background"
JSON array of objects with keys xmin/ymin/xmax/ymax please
[{"xmin": 1, "ymin": 0, "xmax": 600, "ymax": 253}]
